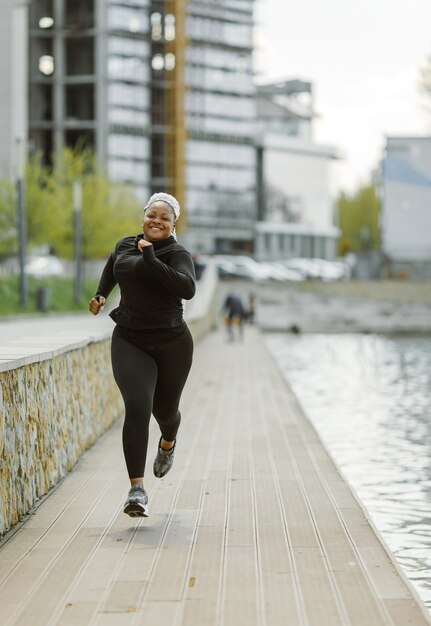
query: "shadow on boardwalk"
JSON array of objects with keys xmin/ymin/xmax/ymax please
[{"xmin": 0, "ymin": 328, "xmax": 429, "ymax": 626}]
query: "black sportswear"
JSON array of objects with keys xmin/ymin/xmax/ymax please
[{"xmin": 94, "ymin": 234, "xmax": 196, "ymax": 479}]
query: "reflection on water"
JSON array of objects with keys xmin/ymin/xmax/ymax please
[{"xmin": 266, "ymin": 333, "xmax": 431, "ymax": 611}]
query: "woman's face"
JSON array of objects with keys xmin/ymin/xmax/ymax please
[{"xmin": 142, "ymin": 201, "xmax": 175, "ymax": 242}]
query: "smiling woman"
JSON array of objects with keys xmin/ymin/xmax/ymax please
[
  {"xmin": 88, "ymin": 192, "xmax": 196, "ymax": 519},
  {"xmin": 139, "ymin": 192, "xmax": 180, "ymax": 245}
]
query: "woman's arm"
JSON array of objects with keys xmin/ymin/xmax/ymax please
[
  {"xmin": 95, "ymin": 251, "xmax": 118, "ymax": 300},
  {"xmin": 140, "ymin": 245, "xmax": 196, "ymax": 299},
  {"xmin": 89, "ymin": 249, "xmax": 119, "ymax": 315}
]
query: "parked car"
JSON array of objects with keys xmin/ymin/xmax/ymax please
[
  {"xmin": 25, "ymin": 255, "xmax": 64, "ymax": 278},
  {"xmin": 279, "ymin": 257, "xmax": 350, "ymax": 281},
  {"xmin": 214, "ymin": 255, "xmax": 270, "ymax": 282},
  {"xmin": 263, "ymin": 261, "xmax": 305, "ymax": 282}
]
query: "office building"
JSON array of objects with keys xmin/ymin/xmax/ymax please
[
  {"xmin": 255, "ymin": 79, "xmax": 339, "ymax": 261},
  {"xmin": 381, "ymin": 136, "xmax": 431, "ymax": 277},
  {"xmin": 29, "ymin": 0, "xmax": 152, "ymax": 202},
  {"xmin": 27, "ymin": 0, "xmax": 257, "ymax": 252},
  {"xmin": 181, "ymin": 0, "xmax": 257, "ymax": 253}
]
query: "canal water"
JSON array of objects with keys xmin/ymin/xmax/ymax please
[{"xmin": 266, "ymin": 333, "xmax": 431, "ymax": 612}]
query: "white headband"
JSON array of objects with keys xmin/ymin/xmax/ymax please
[{"xmin": 144, "ymin": 192, "xmax": 180, "ymax": 220}]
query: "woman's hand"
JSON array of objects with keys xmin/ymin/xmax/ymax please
[
  {"xmin": 137, "ymin": 239, "xmax": 153, "ymax": 252},
  {"xmin": 88, "ymin": 296, "xmax": 105, "ymax": 315}
]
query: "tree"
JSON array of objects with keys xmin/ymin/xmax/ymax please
[
  {"xmin": 25, "ymin": 151, "xmax": 61, "ymax": 251},
  {"xmin": 0, "ymin": 147, "xmax": 142, "ymax": 260},
  {"xmin": 0, "ymin": 178, "xmax": 16, "ymax": 257},
  {"xmin": 48, "ymin": 148, "xmax": 141, "ymax": 259},
  {"xmin": 336, "ymin": 184, "xmax": 380, "ymax": 256}
]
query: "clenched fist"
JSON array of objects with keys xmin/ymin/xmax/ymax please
[{"xmin": 88, "ymin": 296, "xmax": 105, "ymax": 315}]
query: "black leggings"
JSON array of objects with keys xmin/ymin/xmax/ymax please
[{"xmin": 111, "ymin": 325, "xmax": 194, "ymax": 478}]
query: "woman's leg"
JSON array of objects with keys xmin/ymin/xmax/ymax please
[
  {"xmin": 152, "ymin": 327, "xmax": 194, "ymax": 443},
  {"xmin": 111, "ymin": 327, "xmax": 158, "ymax": 481}
]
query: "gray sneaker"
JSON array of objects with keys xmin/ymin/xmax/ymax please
[
  {"xmin": 123, "ymin": 484, "xmax": 149, "ymax": 517},
  {"xmin": 153, "ymin": 438, "xmax": 176, "ymax": 478}
]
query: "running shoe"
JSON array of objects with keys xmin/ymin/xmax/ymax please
[
  {"xmin": 153, "ymin": 438, "xmax": 176, "ymax": 478},
  {"xmin": 123, "ymin": 484, "xmax": 149, "ymax": 517}
]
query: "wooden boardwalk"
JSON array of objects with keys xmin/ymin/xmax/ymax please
[{"xmin": 0, "ymin": 328, "xmax": 429, "ymax": 626}]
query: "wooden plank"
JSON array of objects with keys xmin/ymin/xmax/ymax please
[
  {"xmin": 358, "ymin": 546, "xmax": 413, "ymax": 600},
  {"xmin": 226, "ymin": 479, "xmax": 255, "ymax": 548},
  {"xmin": 292, "ymin": 547, "xmax": 346, "ymax": 626},
  {"xmin": 141, "ymin": 483, "xmax": 203, "ymax": 602},
  {"xmin": 10, "ymin": 528, "xmax": 102, "ymax": 626},
  {"xmin": 384, "ymin": 598, "xmax": 431, "ymax": 626},
  {"xmin": 179, "ymin": 599, "xmax": 220, "ymax": 626},
  {"xmin": 135, "ymin": 601, "xmax": 180, "ymax": 626},
  {"xmin": 222, "ymin": 546, "xmax": 260, "ymax": 626}
]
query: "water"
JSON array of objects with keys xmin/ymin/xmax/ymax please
[{"xmin": 266, "ymin": 333, "xmax": 431, "ymax": 611}]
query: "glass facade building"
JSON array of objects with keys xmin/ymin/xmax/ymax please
[
  {"xmin": 28, "ymin": 0, "xmax": 257, "ymax": 252},
  {"xmin": 29, "ymin": 0, "xmax": 152, "ymax": 201},
  {"xmin": 183, "ymin": 0, "xmax": 257, "ymax": 253}
]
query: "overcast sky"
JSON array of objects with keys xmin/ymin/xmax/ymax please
[{"xmin": 254, "ymin": 0, "xmax": 431, "ymax": 193}]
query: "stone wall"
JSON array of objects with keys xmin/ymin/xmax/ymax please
[{"xmin": 0, "ymin": 339, "xmax": 122, "ymax": 535}]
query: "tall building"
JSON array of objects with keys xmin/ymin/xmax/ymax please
[
  {"xmin": 27, "ymin": 0, "xmax": 257, "ymax": 253},
  {"xmin": 381, "ymin": 136, "xmax": 431, "ymax": 277},
  {"xmin": 29, "ymin": 0, "xmax": 152, "ymax": 201},
  {"xmin": 255, "ymin": 79, "xmax": 339, "ymax": 261},
  {"xmin": 181, "ymin": 0, "xmax": 257, "ymax": 253}
]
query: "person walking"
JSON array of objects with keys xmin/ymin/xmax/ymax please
[
  {"xmin": 89, "ymin": 193, "xmax": 196, "ymax": 518},
  {"xmin": 221, "ymin": 291, "xmax": 247, "ymax": 341}
]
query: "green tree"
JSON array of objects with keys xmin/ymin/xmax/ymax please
[
  {"xmin": 337, "ymin": 184, "xmax": 380, "ymax": 256},
  {"xmin": 0, "ymin": 178, "xmax": 16, "ymax": 257},
  {"xmin": 0, "ymin": 147, "xmax": 142, "ymax": 260},
  {"xmin": 49, "ymin": 148, "xmax": 141, "ymax": 258},
  {"xmin": 25, "ymin": 151, "xmax": 60, "ymax": 251}
]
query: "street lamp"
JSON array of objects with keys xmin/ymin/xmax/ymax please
[
  {"xmin": 16, "ymin": 137, "xmax": 27, "ymax": 307},
  {"xmin": 73, "ymin": 181, "xmax": 83, "ymax": 304}
]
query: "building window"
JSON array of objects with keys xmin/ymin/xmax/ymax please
[
  {"xmin": 30, "ymin": 0, "xmax": 54, "ymax": 29},
  {"xmin": 66, "ymin": 85, "xmax": 95, "ymax": 121},
  {"xmin": 108, "ymin": 55, "xmax": 149, "ymax": 81},
  {"xmin": 65, "ymin": 129, "xmax": 95, "ymax": 151},
  {"xmin": 32, "ymin": 37, "xmax": 54, "ymax": 76},
  {"xmin": 108, "ymin": 7, "xmax": 148, "ymax": 33},
  {"xmin": 66, "ymin": 37, "xmax": 94, "ymax": 76},
  {"xmin": 108, "ymin": 134, "xmax": 149, "ymax": 159},
  {"xmin": 30, "ymin": 84, "xmax": 53, "ymax": 121},
  {"xmin": 108, "ymin": 82, "xmax": 149, "ymax": 108},
  {"xmin": 65, "ymin": 0, "xmax": 94, "ymax": 29}
]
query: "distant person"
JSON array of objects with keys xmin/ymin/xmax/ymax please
[
  {"xmin": 222, "ymin": 292, "xmax": 247, "ymax": 341},
  {"xmin": 88, "ymin": 192, "xmax": 196, "ymax": 518}
]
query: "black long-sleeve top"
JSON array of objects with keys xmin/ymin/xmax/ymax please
[{"xmin": 95, "ymin": 235, "xmax": 196, "ymax": 330}]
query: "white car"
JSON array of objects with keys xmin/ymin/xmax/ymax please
[
  {"xmin": 263, "ymin": 262, "xmax": 305, "ymax": 282},
  {"xmin": 279, "ymin": 258, "xmax": 350, "ymax": 281},
  {"xmin": 25, "ymin": 255, "xmax": 64, "ymax": 278}
]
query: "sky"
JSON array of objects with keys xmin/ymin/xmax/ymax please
[{"xmin": 254, "ymin": 0, "xmax": 431, "ymax": 194}]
